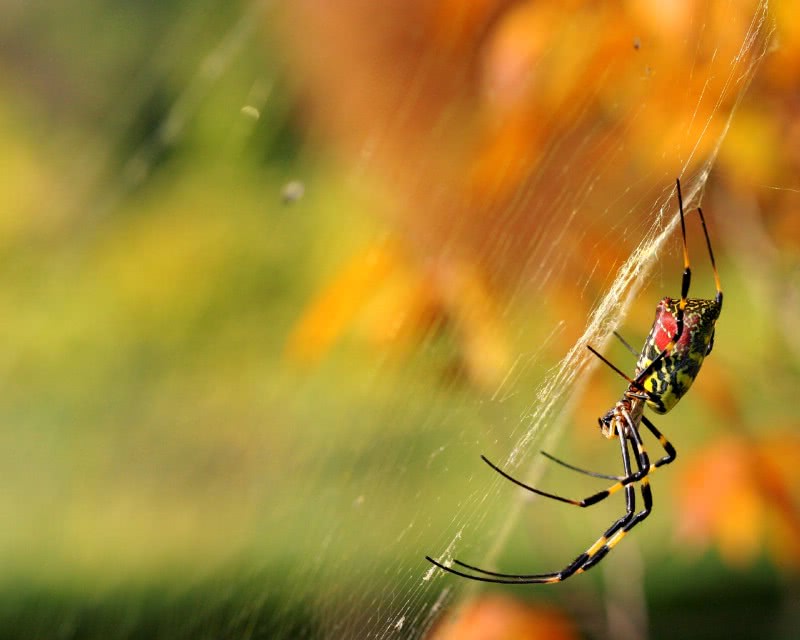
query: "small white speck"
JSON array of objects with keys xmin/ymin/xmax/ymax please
[
  {"xmin": 282, "ymin": 180, "xmax": 305, "ymax": 204},
  {"xmin": 241, "ymin": 105, "xmax": 260, "ymax": 120}
]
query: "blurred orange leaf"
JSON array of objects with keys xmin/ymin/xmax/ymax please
[
  {"xmin": 675, "ymin": 431, "xmax": 800, "ymax": 569},
  {"xmin": 428, "ymin": 595, "xmax": 579, "ymax": 640}
]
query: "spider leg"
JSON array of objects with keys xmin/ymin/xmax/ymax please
[
  {"xmin": 426, "ymin": 434, "xmax": 639, "ymax": 584},
  {"xmin": 561, "ymin": 415, "xmax": 676, "ymax": 489},
  {"xmin": 480, "ymin": 453, "xmax": 641, "ymax": 508},
  {"xmin": 630, "ymin": 178, "xmax": 693, "ymax": 385},
  {"xmin": 540, "ymin": 450, "xmax": 623, "ymax": 481},
  {"xmin": 481, "ymin": 402, "xmax": 653, "ymax": 508},
  {"xmin": 590, "ymin": 182, "xmax": 719, "ymax": 400},
  {"xmin": 697, "ymin": 206, "xmax": 723, "ymax": 308},
  {"xmin": 586, "ymin": 345, "xmax": 661, "ymax": 406},
  {"xmin": 577, "ymin": 416, "xmax": 677, "ymax": 573},
  {"xmin": 613, "ymin": 331, "xmax": 639, "ymax": 358},
  {"xmin": 641, "ymin": 415, "xmax": 677, "ymax": 469},
  {"xmin": 424, "ymin": 556, "xmax": 554, "ymax": 584},
  {"xmin": 485, "ymin": 392, "xmax": 672, "ymax": 511},
  {"xmin": 574, "ymin": 426, "xmax": 654, "ymax": 574}
]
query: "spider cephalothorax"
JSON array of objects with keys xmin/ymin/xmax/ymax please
[{"xmin": 598, "ymin": 397, "xmax": 645, "ymax": 440}]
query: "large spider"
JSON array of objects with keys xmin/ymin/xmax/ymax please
[{"xmin": 426, "ymin": 179, "xmax": 723, "ymax": 584}]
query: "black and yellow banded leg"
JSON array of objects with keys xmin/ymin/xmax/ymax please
[
  {"xmin": 631, "ymin": 179, "xmax": 694, "ymax": 387},
  {"xmin": 574, "ymin": 416, "xmax": 674, "ymax": 492},
  {"xmin": 573, "ymin": 426, "xmax": 654, "ymax": 575},
  {"xmin": 481, "ymin": 417, "xmax": 654, "ymax": 511},
  {"xmin": 631, "ymin": 179, "xmax": 726, "ymax": 391},
  {"xmin": 521, "ymin": 417, "xmax": 674, "ymax": 509},
  {"xmin": 697, "ymin": 205, "xmax": 723, "ymax": 308},
  {"xmin": 425, "ymin": 434, "xmax": 640, "ymax": 584},
  {"xmin": 479, "ymin": 453, "xmax": 646, "ymax": 508},
  {"xmin": 674, "ymin": 178, "xmax": 692, "ymax": 337},
  {"xmin": 541, "ymin": 414, "xmax": 676, "ymax": 483},
  {"xmin": 641, "ymin": 415, "xmax": 676, "ymax": 469}
]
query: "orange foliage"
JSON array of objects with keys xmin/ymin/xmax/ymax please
[
  {"xmin": 428, "ymin": 595, "xmax": 579, "ymax": 640},
  {"xmin": 675, "ymin": 430, "xmax": 800, "ymax": 569},
  {"xmin": 287, "ymin": 238, "xmax": 511, "ymax": 388},
  {"xmin": 277, "ymin": 0, "xmax": 790, "ymax": 386}
]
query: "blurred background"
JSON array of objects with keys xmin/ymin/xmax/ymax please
[{"xmin": 1, "ymin": 1, "xmax": 799, "ymax": 638}]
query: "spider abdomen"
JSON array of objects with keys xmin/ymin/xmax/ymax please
[{"xmin": 636, "ymin": 297, "xmax": 721, "ymax": 414}]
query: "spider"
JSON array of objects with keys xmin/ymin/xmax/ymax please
[{"xmin": 426, "ymin": 179, "xmax": 723, "ymax": 584}]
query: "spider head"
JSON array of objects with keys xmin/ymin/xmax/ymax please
[
  {"xmin": 598, "ymin": 399, "xmax": 640, "ymax": 439},
  {"xmin": 598, "ymin": 408, "xmax": 617, "ymax": 439}
]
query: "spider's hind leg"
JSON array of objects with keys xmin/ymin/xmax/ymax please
[
  {"xmin": 578, "ymin": 426, "xmax": 655, "ymax": 573},
  {"xmin": 425, "ymin": 433, "xmax": 641, "ymax": 584}
]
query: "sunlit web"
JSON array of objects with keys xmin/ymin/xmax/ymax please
[{"xmin": 1, "ymin": 1, "xmax": 774, "ymax": 639}]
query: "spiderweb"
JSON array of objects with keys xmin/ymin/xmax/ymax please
[
  {"xmin": 0, "ymin": 1, "xmax": 774, "ymax": 639},
  {"xmin": 292, "ymin": 4, "xmax": 771, "ymax": 638}
]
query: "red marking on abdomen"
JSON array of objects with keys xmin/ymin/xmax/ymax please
[
  {"xmin": 653, "ymin": 298, "xmax": 698, "ymax": 352},
  {"xmin": 653, "ymin": 300, "xmax": 677, "ymax": 351}
]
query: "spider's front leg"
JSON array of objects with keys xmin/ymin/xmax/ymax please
[{"xmin": 631, "ymin": 179, "xmax": 695, "ymax": 386}]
